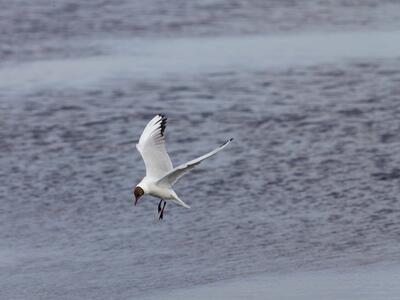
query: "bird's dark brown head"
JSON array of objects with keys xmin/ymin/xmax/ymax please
[{"xmin": 133, "ymin": 186, "xmax": 144, "ymax": 206}]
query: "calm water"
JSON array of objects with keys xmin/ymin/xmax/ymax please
[{"xmin": 2, "ymin": 1, "xmax": 400, "ymax": 299}]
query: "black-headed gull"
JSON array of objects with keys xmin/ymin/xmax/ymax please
[{"xmin": 133, "ymin": 114, "xmax": 232, "ymax": 219}]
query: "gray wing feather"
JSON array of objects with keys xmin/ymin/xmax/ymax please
[{"xmin": 157, "ymin": 138, "xmax": 233, "ymax": 186}]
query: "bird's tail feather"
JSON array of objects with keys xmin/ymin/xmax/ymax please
[{"xmin": 172, "ymin": 194, "xmax": 190, "ymax": 208}]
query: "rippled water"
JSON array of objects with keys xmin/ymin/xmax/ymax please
[{"xmin": 2, "ymin": 1, "xmax": 400, "ymax": 299}]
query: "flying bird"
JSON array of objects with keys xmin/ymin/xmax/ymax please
[{"xmin": 133, "ymin": 114, "xmax": 232, "ymax": 219}]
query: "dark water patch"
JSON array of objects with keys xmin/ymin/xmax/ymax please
[
  {"xmin": 193, "ymin": 93, "xmax": 215, "ymax": 100},
  {"xmin": 371, "ymin": 168, "xmax": 400, "ymax": 181},
  {"xmin": 377, "ymin": 68, "xmax": 400, "ymax": 76},
  {"xmin": 380, "ymin": 132, "xmax": 398, "ymax": 143},
  {"xmin": 337, "ymin": 108, "xmax": 364, "ymax": 117},
  {"xmin": 315, "ymin": 69, "xmax": 346, "ymax": 77}
]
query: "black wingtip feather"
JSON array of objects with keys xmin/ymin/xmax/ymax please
[
  {"xmin": 157, "ymin": 114, "xmax": 167, "ymax": 136},
  {"xmin": 220, "ymin": 138, "xmax": 233, "ymax": 147}
]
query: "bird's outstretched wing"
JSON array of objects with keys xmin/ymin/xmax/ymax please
[
  {"xmin": 157, "ymin": 138, "xmax": 233, "ymax": 187},
  {"xmin": 136, "ymin": 114, "xmax": 173, "ymax": 179}
]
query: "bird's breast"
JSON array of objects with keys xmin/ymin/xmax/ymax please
[{"xmin": 148, "ymin": 183, "xmax": 174, "ymax": 200}]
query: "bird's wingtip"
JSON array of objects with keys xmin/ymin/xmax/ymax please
[
  {"xmin": 220, "ymin": 138, "xmax": 234, "ymax": 147},
  {"xmin": 154, "ymin": 114, "xmax": 167, "ymax": 136}
]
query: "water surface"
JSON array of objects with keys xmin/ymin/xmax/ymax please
[{"xmin": 1, "ymin": 1, "xmax": 400, "ymax": 299}]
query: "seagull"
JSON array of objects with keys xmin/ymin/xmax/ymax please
[{"xmin": 133, "ymin": 114, "xmax": 232, "ymax": 219}]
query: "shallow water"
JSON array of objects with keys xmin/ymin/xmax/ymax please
[
  {"xmin": 2, "ymin": 30, "xmax": 400, "ymax": 95},
  {"xmin": 2, "ymin": 1, "xmax": 400, "ymax": 299},
  {"xmin": 143, "ymin": 263, "xmax": 400, "ymax": 300},
  {"xmin": 2, "ymin": 0, "xmax": 400, "ymax": 62}
]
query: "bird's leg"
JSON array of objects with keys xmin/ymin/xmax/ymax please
[
  {"xmin": 158, "ymin": 199, "xmax": 163, "ymax": 214},
  {"xmin": 159, "ymin": 201, "xmax": 166, "ymax": 220}
]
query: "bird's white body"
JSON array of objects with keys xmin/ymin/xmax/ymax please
[
  {"xmin": 137, "ymin": 178, "xmax": 176, "ymax": 200},
  {"xmin": 134, "ymin": 114, "xmax": 232, "ymax": 217}
]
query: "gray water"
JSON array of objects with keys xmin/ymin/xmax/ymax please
[{"xmin": 2, "ymin": 1, "xmax": 400, "ymax": 299}]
